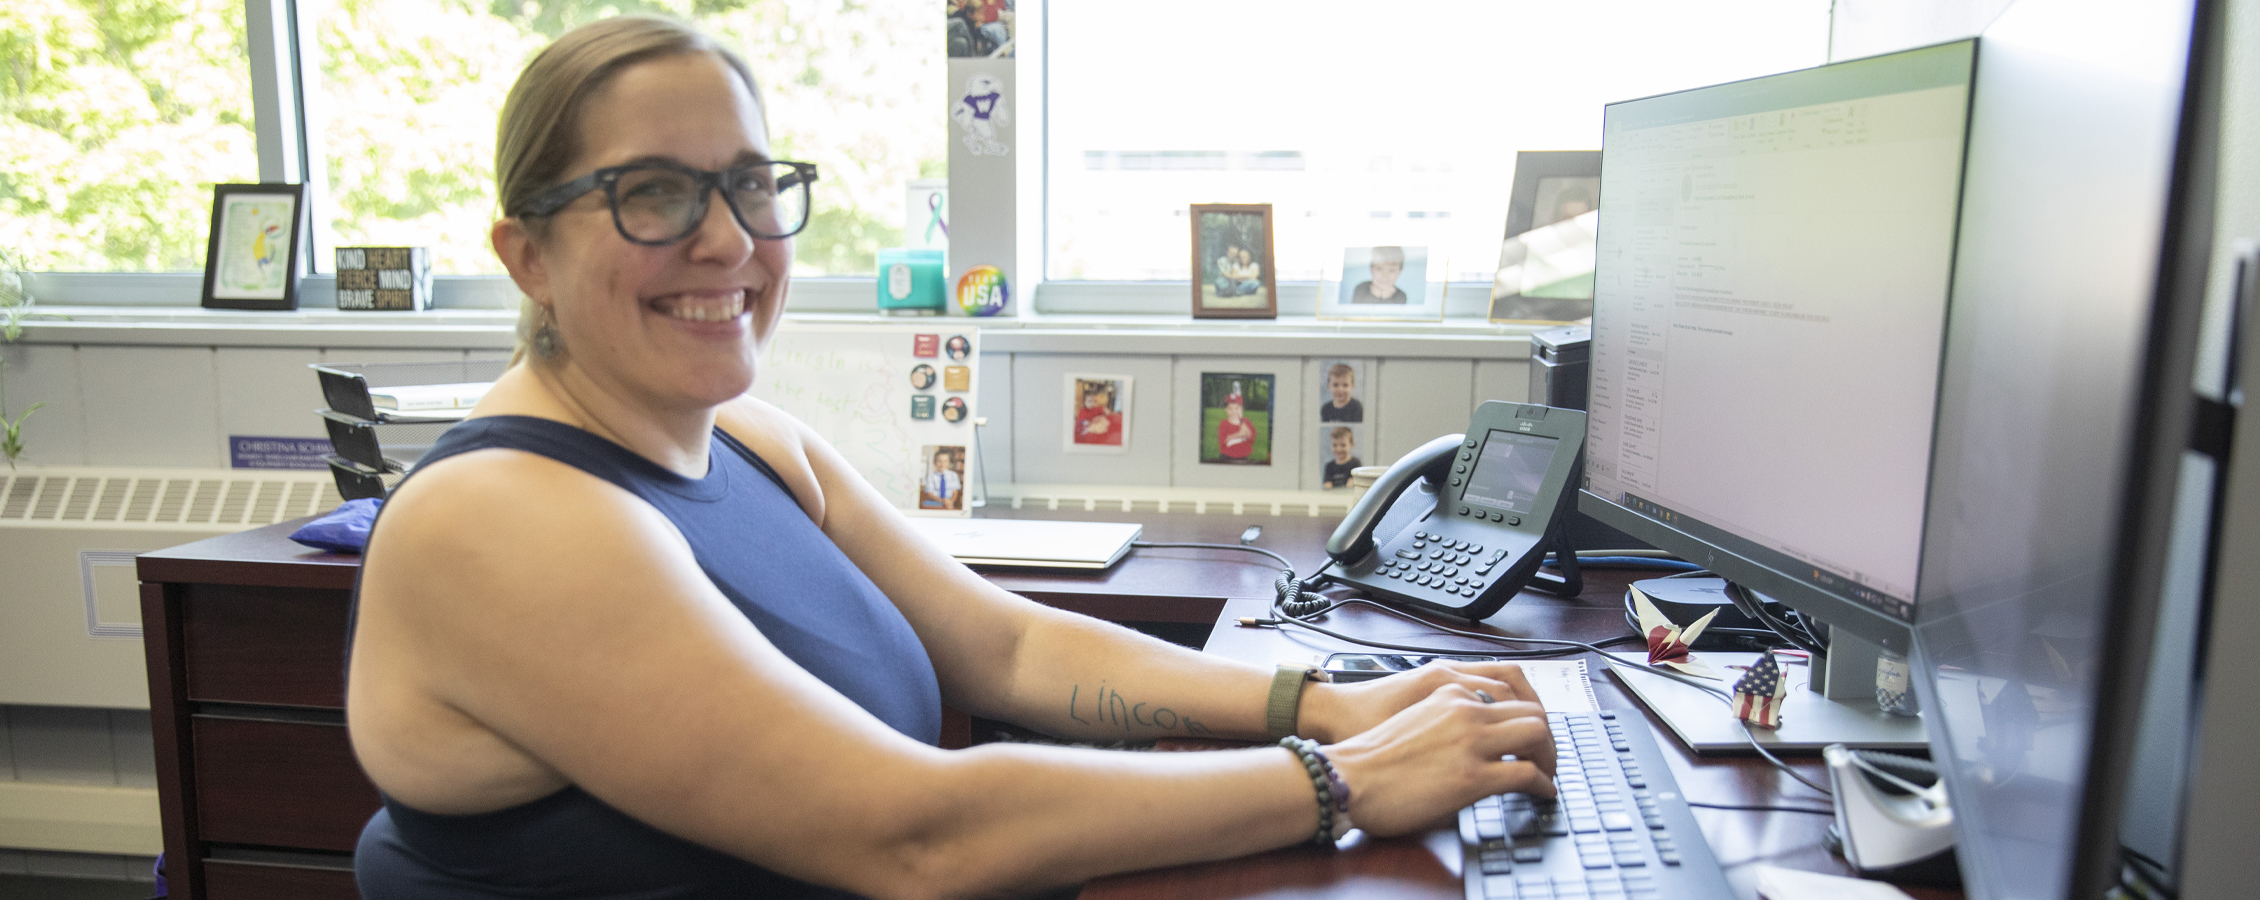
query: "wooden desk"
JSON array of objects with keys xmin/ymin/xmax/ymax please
[
  {"xmin": 131, "ymin": 508, "xmax": 1325, "ymax": 899},
  {"xmin": 136, "ymin": 508, "xmax": 1949, "ymax": 900},
  {"xmin": 1082, "ymin": 577, "xmax": 1960, "ymax": 900}
]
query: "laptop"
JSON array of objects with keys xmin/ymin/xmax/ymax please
[{"xmin": 901, "ymin": 517, "xmax": 1141, "ymax": 570}]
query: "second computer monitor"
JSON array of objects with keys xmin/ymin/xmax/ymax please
[{"xmin": 1578, "ymin": 40, "xmax": 1976, "ymax": 647}]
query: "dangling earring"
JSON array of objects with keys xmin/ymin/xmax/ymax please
[{"xmin": 532, "ymin": 305, "xmax": 561, "ymax": 359}]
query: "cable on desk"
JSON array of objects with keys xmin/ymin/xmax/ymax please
[
  {"xmin": 1725, "ymin": 580, "xmax": 1829, "ymax": 658},
  {"xmin": 1127, "ymin": 541, "xmax": 1335, "ymax": 618},
  {"xmin": 1545, "ymin": 552, "xmax": 1704, "ymax": 572},
  {"xmin": 1129, "ymin": 539, "xmax": 1834, "ymax": 799}
]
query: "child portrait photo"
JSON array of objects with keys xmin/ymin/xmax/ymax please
[
  {"xmin": 1199, "ymin": 373, "xmax": 1275, "ymax": 465},
  {"xmin": 1316, "ymin": 359, "xmax": 1366, "ymax": 423},
  {"xmin": 1319, "ymin": 425, "xmax": 1366, "ymax": 489},
  {"xmin": 1342, "ymin": 246, "xmax": 1426, "ymax": 305},
  {"xmin": 1320, "ymin": 246, "xmax": 1440, "ymax": 321},
  {"xmin": 1064, "ymin": 374, "xmax": 1132, "ymax": 454},
  {"xmin": 917, "ymin": 445, "xmax": 967, "ymax": 510},
  {"xmin": 1190, "ymin": 204, "xmax": 1277, "ymax": 318}
]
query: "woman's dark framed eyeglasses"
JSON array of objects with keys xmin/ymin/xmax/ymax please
[{"xmin": 510, "ymin": 159, "xmax": 818, "ymax": 245}]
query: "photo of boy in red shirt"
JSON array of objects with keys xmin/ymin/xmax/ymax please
[
  {"xmin": 1068, "ymin": 376, "xmax": 1128, "ymax": 450},
  {"xmin": 1199, "ymin": 373, "xmax": 1273, "ymax": 465}
]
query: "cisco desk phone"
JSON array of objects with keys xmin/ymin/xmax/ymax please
[{"xmin": 1323, "ymin": 401, "xmax": 1588, "ymax": 619}]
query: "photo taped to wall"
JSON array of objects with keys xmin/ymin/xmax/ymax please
[
  {"xmin": 917, "ymin": 444, "xmax": 968, "ymax": 510},
  {"xmin": 1318, "ymin": 424, "xmax": 1366, "ymax": 490},
  {"xmin": 1316, "ymin": 359, "xmax": 1366, "ymax": 423},
  {"xmin": 1064, "ymin": 373, "xmax": 1132, "ymax": 454},
  {"xmin": 1199, "ymin": 372, "xmax": 1274, "ymax": 465}
]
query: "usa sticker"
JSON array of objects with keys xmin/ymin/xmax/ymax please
[{"xmin": 956, "ymin": 265, "xmax": 1008, "ymax": 317}]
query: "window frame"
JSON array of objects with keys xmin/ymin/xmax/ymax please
[{"xmin": 25, "ymin": 0, "xmax": 1614, "ymax": 323}]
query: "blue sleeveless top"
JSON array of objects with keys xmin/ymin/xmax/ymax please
[{"xmin": 352, "ymin": 415, "xmax": 942, "ymax": 900}]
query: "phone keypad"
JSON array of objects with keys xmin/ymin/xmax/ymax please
[{"xmin": 1363, "ymin": 531, "xmax": 1498, "ymax": 600}]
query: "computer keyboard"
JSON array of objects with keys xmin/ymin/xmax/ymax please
[{"xmin": 1460, "ymin": 710, "xmax": 1735, "ymax": 900}]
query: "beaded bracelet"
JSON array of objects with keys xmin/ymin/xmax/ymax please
[{"xmin": 1278, "ymin": 737, "xmax": 1354, "ymax": 845}]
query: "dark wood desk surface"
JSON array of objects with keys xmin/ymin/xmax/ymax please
[
  {"xmin": 139, "ymin": 507, "xmax": 1952, "ymax": 900},
  {"xmin": 985, "ymin": 506, "xmax": 1961, "ymax": 900}
]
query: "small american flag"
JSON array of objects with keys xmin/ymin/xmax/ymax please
[{"xmin": 1732, "ymin": 651, "xmax": 1789, "ymax": 729}]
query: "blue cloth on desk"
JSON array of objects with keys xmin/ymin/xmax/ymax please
[
  {"xmin": 289, "ymin": 497, "xmax": 383, "ymax": 553},
  {"xmin": 351, "ymin": 415, "xmax": 940, "ymax": 900}
]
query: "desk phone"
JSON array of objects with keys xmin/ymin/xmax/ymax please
[{"xmin": 1324, "ymin": 401, "xmax": 1586, "ymax": 619}]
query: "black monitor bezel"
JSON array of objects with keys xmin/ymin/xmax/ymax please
[{"xmin": 1578, "ymin": 490, "xmax": 1912, "ymax": 651}]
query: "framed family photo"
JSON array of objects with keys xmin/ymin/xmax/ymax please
[
  {"xmin": 201, "ymin": 183, "xmax": 306, "ymax": 311},
  {"xmin": 1319, "ymin": 246, "xmax": 1443, "ymax": 321},
  {"xmin": 1190, "ymin": 203, "xmax": 1277, "ymax": 319}
]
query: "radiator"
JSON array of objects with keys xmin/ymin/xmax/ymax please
[{"xmin": 0, "ymin": 467, "xmax": 345, "ymax": 709}]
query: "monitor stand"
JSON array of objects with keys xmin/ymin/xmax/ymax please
[{"xmin": 1604, "ymin": 608, "xmax": 1928, "ymax": 755}]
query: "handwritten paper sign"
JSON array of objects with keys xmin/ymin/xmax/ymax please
[{"xmin": 753, "ymin": 322, "xmax": 979, "ymax": 516}]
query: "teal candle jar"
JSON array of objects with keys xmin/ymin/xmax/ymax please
[{"xmin": 875, "ymin": 248, "xmax": 947, "ymax": 315}]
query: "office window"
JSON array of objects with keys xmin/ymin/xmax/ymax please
[
  {"xmin": 1046, "ymin": 0, "xmax": 1833, "ymax": 283},
  {"xmin": 0, "ymin": 0, "xmax": 259, "ymax": 271},
  {"xmin": 317, "ymin": 0, "xmax": 941, "ymax": 276}
]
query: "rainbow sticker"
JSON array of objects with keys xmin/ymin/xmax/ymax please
[{"xmin": 955, "ymin": 265, "xmax": 1008, "ymax": 317}]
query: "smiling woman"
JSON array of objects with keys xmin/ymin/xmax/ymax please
[{"xmin": 345, "ymin": 16, "xmax": 1562, "ymax": 900}]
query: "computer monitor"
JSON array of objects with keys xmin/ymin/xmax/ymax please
[
  {"xmin": 1578, "ymin": 40, "xmax": 1977, "ymax": 652},
  {"xmin": 1909, "ymin": 0, "xmax": 2224, "ymax": 897}
]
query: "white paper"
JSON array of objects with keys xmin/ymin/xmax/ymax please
[
  {"xmin": 1516, "ymin": 660, "xmax": 1599, "ymax": 712},
  {"xmin": 369, "ymin": 382, "xmax": 491, "ymax": 411}
]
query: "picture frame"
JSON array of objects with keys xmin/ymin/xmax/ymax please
[
  {"xmin": 1062, "ymin": 373, "xmax": 1132, "ymax": 454},
  {"xmin": 1490, "ymin": 151, "xmax": 1601, "ymax": 324},
  {"xmin": 201, "ymin": 182, "xmax": 306, "ymax": 311},
  {"xmin": 1318, "ymin": 246, "xmax": 1445, "ymax": 321},
  {"xmin": 1198, "ymin": 372, "xmax": 1275, "ymax": 465},
  {"xmin": 1190, "ymin": 203, "xmax": 1278, "ymax": 319}
]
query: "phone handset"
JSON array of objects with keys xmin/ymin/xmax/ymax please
[{"xmin": 1326, "ymin": 433, "xmax": 1464, "ymax": 565}]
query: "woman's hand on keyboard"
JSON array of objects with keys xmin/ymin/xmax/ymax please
[
  {"xmin": 1300, "ymin": 660, "xmax": 1544, "ymax": 744},
  {"xmin": 1319, "ymin": 684, "xmax": 1557, "ymax": 837}
]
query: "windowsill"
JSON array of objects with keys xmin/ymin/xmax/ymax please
[{"xmin": 10, "ymin": 275, "xmax": 1563, "ymax": 357}]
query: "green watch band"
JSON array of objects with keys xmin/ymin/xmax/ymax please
[{"xmin": 1266, "ymin": 664, "xmax": 1322, "ymax": 740}]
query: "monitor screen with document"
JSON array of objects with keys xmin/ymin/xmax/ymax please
[{"xmin": 1579, "ymin": 40, "xmax": 1976, "ymax": 647}]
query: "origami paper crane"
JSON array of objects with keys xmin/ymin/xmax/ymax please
[
  {"xmin": 1630, "ymin": 585, "xmax": 1721, "ymax": 679},
  {"xmin": 1732, "ymin": 650, "xmax": 1791, "ymax": 729}
]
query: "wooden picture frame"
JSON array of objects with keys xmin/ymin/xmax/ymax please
[
  {"xmin": 1190, "ymin": 203, "xmax": 1277, "ymax": 319},
  {"xmin": 201, "ymin": 183, "xmax": 306, "ymax": 311},
  {"xmin": 1489, "ymin": 151, "xmax": 1601, "ymax": 324}
]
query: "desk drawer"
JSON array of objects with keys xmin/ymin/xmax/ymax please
[
  {"xmin": 204, "ymin": 859, "xmax": 360, "ymax": 900},
  {"xmin": 193, "ymin": 716, "xmax": 381, "ymax": 852},
  {"xmin": 184, "ymin": 584, "xmax": 353, "ymax": 708}
]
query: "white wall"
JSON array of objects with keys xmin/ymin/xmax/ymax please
[{"xmin": 1828, "ymin": 0, "xmax": 2017, "ymax": 60}]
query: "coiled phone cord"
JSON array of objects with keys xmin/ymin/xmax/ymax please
[{"xmin": 1126, "ymin": 541, "xmax": 1335, "ymax": 617}]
